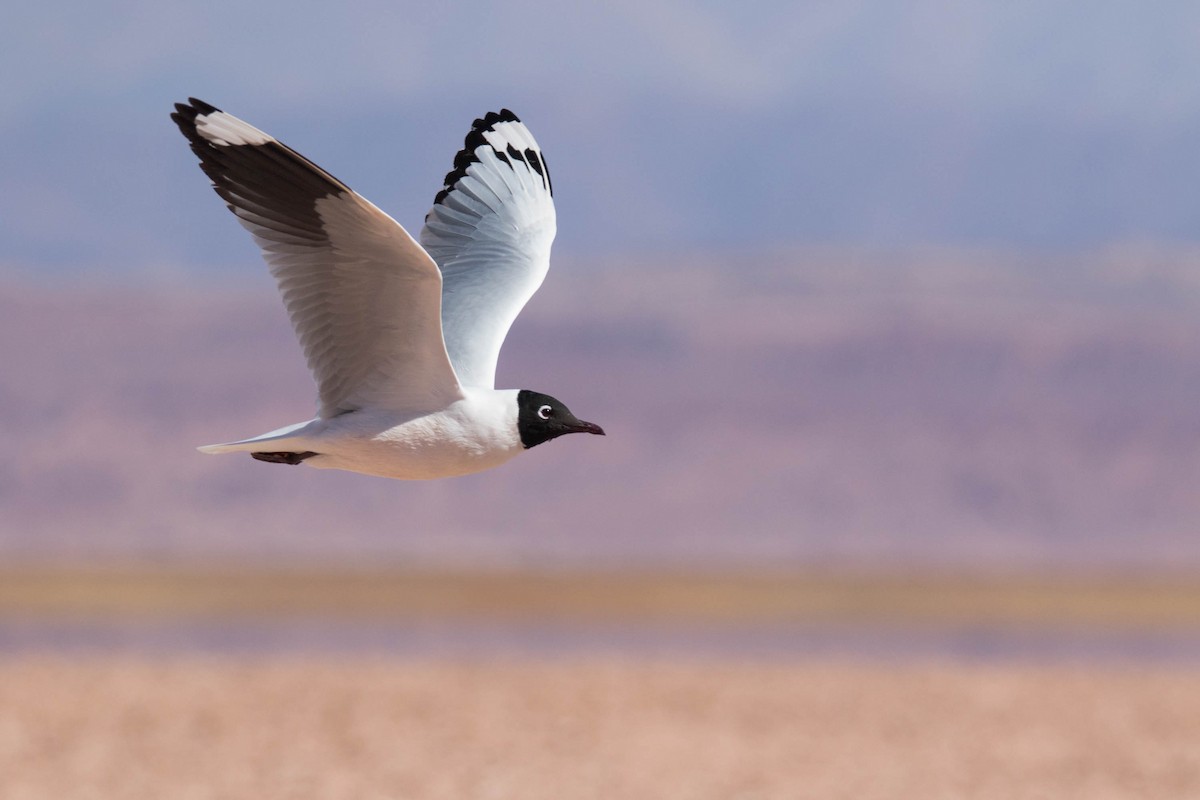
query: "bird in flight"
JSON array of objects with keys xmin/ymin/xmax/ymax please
[{"xmin": 171, "ymin": 98, "xmax": 603, "ymax": 480}]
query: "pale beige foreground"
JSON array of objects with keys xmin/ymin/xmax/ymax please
[{"xmin": 1, "ymin": 657, "xmax": 1198, "ymax": 799}]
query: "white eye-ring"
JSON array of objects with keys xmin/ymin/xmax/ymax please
[{"xmin": 537, "ymin": 404, "xmax": 553, "ymax": 420}]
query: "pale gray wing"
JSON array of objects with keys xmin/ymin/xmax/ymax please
[
  {"xmin": 419, "ymin": 110, "xmax": 556, "ymax": 390},
  {"xmin": 172, "ymin": 98, "xmax": 462, "ymax": 417}
]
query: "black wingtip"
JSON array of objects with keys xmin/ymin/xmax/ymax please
[
  {"xmin": 187, "ymin": 97, "xmax": 220, "ymax": 114},
  {"xmin": 172, "ymin": 98, "xmax": 219, "ymax": 120},
  {"xmin": 431, "ymin": 108, "xmax": 551, "ymax": 208},
  {"xmin": 471, "ymin": 109, "xmax": 521, "ymax": 130},
  {"xmin": 170, "ymin": 98, "xmax": 224, "ymax": 141},
  {"xmin": 169, "ymin": 96, "xmax": 353, "ymax": 238}
]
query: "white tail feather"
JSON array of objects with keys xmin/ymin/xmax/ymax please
[{"xmin": 196, "ymin": 420, "xmax": 315, "ymax": 455}]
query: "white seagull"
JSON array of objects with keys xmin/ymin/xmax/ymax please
[{"xmin": 171, "ymin": 98, "xmax": 604, "ymax": 480}]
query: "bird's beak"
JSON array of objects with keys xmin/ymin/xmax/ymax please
[{"xmin": 568, "ymin": 419, "xmax": 605, "ymax": 436}]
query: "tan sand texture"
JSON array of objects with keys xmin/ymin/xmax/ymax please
[{"xmin": 1, "ymin": 656, "xmax": 1197, "ymax": 800}]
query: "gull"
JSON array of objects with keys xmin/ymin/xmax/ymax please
[{"xmin": 171, "ymin": 98, "xmax": 604, "ymax": 480}]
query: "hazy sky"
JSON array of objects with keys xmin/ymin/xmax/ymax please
[{"xmin": 5, "ymin": 1, "xmax": 1200, "ymax": 274}]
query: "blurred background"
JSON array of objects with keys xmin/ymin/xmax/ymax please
[{"xmin": 3, "ymin": 2, "xmax": 1200, "ymax": 797}]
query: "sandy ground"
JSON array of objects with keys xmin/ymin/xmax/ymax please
[{"xmin": 1, "ymin": 656, "xmax": 1197, "ymax": 799}]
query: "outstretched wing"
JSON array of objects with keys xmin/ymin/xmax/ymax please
[
  {"xmin": 172, "ymin": 98, "xmax": 462, "ymax": 417},
  {"xmin": 420, "ymin": 110, "xmax": 556, "ymax": 389}
]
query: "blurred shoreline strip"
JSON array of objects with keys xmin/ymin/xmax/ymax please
[
  {"xmin": 1, "ymin": 566, "xmax": 1199, "ymax": 661},
  {"xmin": 2, "ymin": 565, "xmax": 1199, "ymax": 628}
]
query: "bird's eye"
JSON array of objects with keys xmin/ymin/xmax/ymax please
[{"xmin": 537, "ymin": 404, "xmax": 553, "ymax": 420}]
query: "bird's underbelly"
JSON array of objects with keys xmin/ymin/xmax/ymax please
[{"xmin": 302, "ymin": 413, "xmax": 522, "ymax": 480}]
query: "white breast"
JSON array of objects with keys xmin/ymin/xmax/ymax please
[{"xmin": 301, "ymin": 388, "xmax": 523, "ymax": 480}]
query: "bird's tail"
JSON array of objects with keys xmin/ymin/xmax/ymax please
[{"xmin": 197, "ymin": 420, "xmax": 316, "ymax": 455}]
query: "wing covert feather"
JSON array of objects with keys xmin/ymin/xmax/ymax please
[
  {"xmin": 420, "ymin": 110, "xmax": 556, "ymax": 389},
  {"xmin": 172, "ymin": 98, "xmax": 461, "ymax": 416}
]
